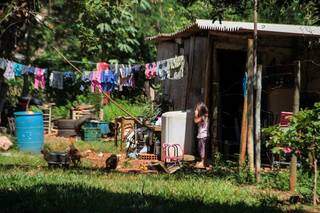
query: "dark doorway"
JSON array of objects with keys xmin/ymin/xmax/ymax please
[{"xmin": 217, "ymin": 49, "xmax": 247, "ymax": 159}]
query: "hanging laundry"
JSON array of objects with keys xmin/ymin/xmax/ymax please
[
  {"xmin": 125, "ymin": 65, "xmax": 132, "ymax": 77},
  {"xmin": 49, "ymin": 71, "xmax": 64, "ymax": 90},
  {"xmin": 145, "ymin": 63, "xmax": 157, "ymax": 79},
  {"xmin": 118, "ymin": 65, "xmax": 135, "ymax": 88},
  {"xmin": 3, "ymin": 61, "xmax": 14, "ymax": 80},
  {"xmin": 63, "ymin": 71, "xmax": 76, "ymax": 86},
  {"xmin": 0, "ymin": 58, "xmax": 7, "ymax": 70},
  {"xmin": 131, "ymin": 65, "xmax": 141, "ymax": 73},
  {"xmin": 23, "ymin": 66, "xmax": 35, "ymax": 75},
  {"xmin": 156, "ymin": 60, "xmax": 169, "ymax": 80},
  {"xmin": 118, "ymin": 65, "xmax": 126, "ymax": 91},
  {"xmin": 90, "ymin": 71, "xmax": 103, "ymax": 93},
  {"xmin": 13, "ymin": 62, "xmax": 25, "ymax": 77},
  {"xmin": 97, "ymin": 62, "xmax": 109, "ymax": 72},
  {"xmin": 168, "ymin": 56, "xmax": 184, "ymax": 80},
  {"xmin": 82, "ymin": 71, "xmax": 91, "ymax": 83},
  {"xmin": 124, "ymin": 74, "xmax": 135, "ymax": 88},
  {"xmin": 80, "ymin": 71, "xmax": 91, "ymax": 91},
  {"xmin": 101, "ymin": 70, "xmax": 116, "ymax": 92},
  {"xmin": 34, "ymin": 68, "xmax": 46, "ymax": 90}
]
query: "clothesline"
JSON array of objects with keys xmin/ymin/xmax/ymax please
[{"xmin": 0, "ymin": 53, "xmax": 185, "ymax": 93}]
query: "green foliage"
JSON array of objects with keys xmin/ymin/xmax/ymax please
[
  {"xmin": 52, "ymin": 105, "xmax": 71, "ymax": 119},
  {"xmin": 263, "ymin": 102, "xmax": 320, "ymax": 162},
  {"xmin": 103, "ymin": 97, "xmax": 156, "ymax": 122},
  {"xmin": 0, "ymin": 150, "xmax": 288, "ymax": 212},
  {"xmin": 5, "ymin": 79, "xmax": 23, "ymax": 107}
]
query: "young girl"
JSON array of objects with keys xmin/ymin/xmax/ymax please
[{"xmin": 194, "ymin": 102, "xmax": 209, "ymax": 168}]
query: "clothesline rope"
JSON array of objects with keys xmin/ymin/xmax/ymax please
[{"xmin": 52, "ymin": 46, "xmax": 143, "ymax": 125}]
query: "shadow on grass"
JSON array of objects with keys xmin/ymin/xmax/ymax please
[{"xmin": 0, "ymin": 182, "xmax": 295, "ymax": 213}]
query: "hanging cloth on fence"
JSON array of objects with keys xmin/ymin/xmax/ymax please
[
  {"xmin": 3, "ymin": 61, "xmax": 14, "ymax": 80},
  {"xmin": 145, "ymin": 62, "xmax": 157, "ymax": 79},
  {"xmin": 49, "ymin": 71, "xmax": 64, "ymax": 90},
  {"xmin": 168, "ymin": 56, "xmax": 184, "ymax": 80},
  {"xmin": 34, "ymin": 68, "xmax": 46, "ymax": 90},
  {"xmin": 156, "ymin": 60, "xmax": 169, "ymax": 80}
]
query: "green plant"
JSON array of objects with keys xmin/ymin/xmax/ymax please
[
  {"xmin": 52, "ymin": 106, "xmax": 71, "ymax": 119},
  {"xmin": 263, "ymin": 102, "xmax": 320, "ymax": 204}
]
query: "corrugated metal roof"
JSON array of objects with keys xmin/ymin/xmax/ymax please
[{"xmin": 146, "ymin": 19, "xmax": 320, "ymax": 41}]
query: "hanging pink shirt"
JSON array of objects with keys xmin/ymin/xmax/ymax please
[
  {"xmin": 97, "ymin": 62, "xmax": 109, "ymax": 72},
  {"xmin": 145, "ymin": 63, "xmax": 157, "ymax": 79},
  {"xmin": 34, "ymin": 68, "xmax": 46, "ymax": 89},
  {"xmin": 90, "ymin": 71, "xmax": 102, "ymax": 93}
]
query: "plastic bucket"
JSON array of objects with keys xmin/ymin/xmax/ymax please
[{"xmin": 14, "ymin": 111, "xmax": 44, "ymax": 153}]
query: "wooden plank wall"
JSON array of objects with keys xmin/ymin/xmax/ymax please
[
  {"xmin": 185, "ymin": 36, "xmax": 209, "ymax": 110},
  {"xmin": 156, "ymin": 36, "xmax": 209, "ymax": 111}
]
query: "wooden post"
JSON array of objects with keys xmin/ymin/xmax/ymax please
[
  {"xmin": 255, "ymin": 65, "xmax": 262, "ymax": 182},
  {"xmin": 247, "ymin": 38, "xmax": 255, "ymax": 174},
  {"xmin": 204, "ymin": 35, "xmax": 213, "ymax": 106},
  {"xmin": 313, "ymin": 158, "xmax": 318, "ymax": 206},
  {"xmin": 290, "ymin": 60, "xmax": 300, "ymax": 192},
  {"xmin": 211, "ymin": 46, "xmax": 220, "ymax": 157},
  {"xmin": 239, "ymin": 73, "xmax": 248, "ymax": 167}
]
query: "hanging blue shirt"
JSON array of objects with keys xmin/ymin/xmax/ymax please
[
  {"xmin": 13, "ymin": 62, "xmax": 25, "ymax": 77},
  {"xmin": 101, "ymin": 70, "xmax": 116, "ymax": 92}
]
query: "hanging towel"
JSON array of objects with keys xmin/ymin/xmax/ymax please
[
  {"xmin": 168, "ymin": 56, "xmax": 184, "ymax": 80},
  {"xmin": 13, "ymin": 62, "xmax": 24, "ymax": 77},
  {"xmin": 97, "ymin": 62, "xmax": 109, "ymax": 72},
  {"xmin": 145, "ymin": 63, "xmax": 157, "ymax": 79},
  {"xmin": 0, "ymin": 58, "xmax": 7, "ymax": 70},
  {"xmin": 49, "ymin": 71, "xmax": 64, "ymax": 90},
  {"xmin": 34, "ymin": 68, "xmax": 46, "ymax": 90},
  {"xmin": 3, "ymin": 61, "xmax": 14, "ymax": 80},
  {"xmin": 156, "ymin": 60, "xmax": 169, "ymax": 80}
]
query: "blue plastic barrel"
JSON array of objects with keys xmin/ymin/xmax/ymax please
[
  {"xmin": 14, "ymin": 111, "xmax": 44, "ymax": 153},
  {"xmin": 99, "ymin": 122, "xmax": 110, "ymax": 136}
]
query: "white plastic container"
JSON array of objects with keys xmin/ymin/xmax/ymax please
[{"xmin": 161, "ymin": 111, "xmax": 194, "ymax": 160}]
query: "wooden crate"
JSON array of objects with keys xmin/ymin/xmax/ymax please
[
  {"xmin": 138, "ymin": 154, "xmax": 158, "ymax": 161},
  {"xmin": 71, "ymin": 108, "xmax": 95, "ymax": 120}
]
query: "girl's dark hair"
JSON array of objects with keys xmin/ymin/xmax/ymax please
[{"xmin": 196, "ymin": 102, "xmax": 208, "ymax": 117}]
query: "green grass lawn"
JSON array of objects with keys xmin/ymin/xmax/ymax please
[{"xmin": 0, "ymin": 144, "xmax": 314, "ymax": 212}]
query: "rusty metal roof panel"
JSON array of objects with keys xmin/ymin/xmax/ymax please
[{"xmin": 146, "ymin": 19, "xmax": 320, "ymax": 41}]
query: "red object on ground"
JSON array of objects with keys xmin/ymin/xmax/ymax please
[
  {"xmin": 161, "ymin": 143, "xmax": 183, "ymax": 163},
  {"xmin": 279, "ymin": 111, "xmax": 293, "ymax": 127}
]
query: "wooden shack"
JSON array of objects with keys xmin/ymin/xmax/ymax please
[{"xmin": 147, "ymin": 19, "xmax": 320, "ymax": 156}]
